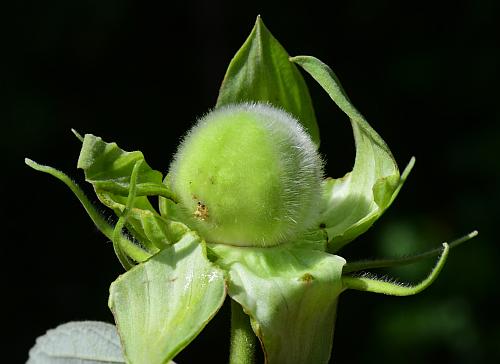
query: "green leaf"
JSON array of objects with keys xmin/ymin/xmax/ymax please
[
  {"xmin": 217, "ymin": 16, "xmax": 320, "ymax": 145},
  {"xmin": 291, "ymin": 56, "xmax": 415, "ymax": 252},
  {"xmin": 78, "ymin": 134, "xmax": 183, "ymax": 252},
  {"xmin": 210, "ymin": 243, "xmax": 345, "ymax": 364},
  {"xmin": 27, "ymin": 321, "xmax": 125, "ymax": 364},
  {"xmin": 109, "ymin": 232, "xmax": 226, "ymax": 364},
  {"xmin": 78, "ymin": 134, "xmax": 171, "ymax": 199}
]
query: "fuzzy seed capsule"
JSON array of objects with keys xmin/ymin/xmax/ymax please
[{"xmin": 169, "ymin": 103, "xmax": 323, "ymax": 247}]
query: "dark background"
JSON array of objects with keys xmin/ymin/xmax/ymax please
[{"xmin": 3, "ymin": 0, "xmax": 499, "ymax": 363}]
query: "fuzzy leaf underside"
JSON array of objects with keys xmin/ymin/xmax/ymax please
[
  {"xmin": 210, "ymin": 243, "xmax": 345, "ymax": 364},
  {"xmin": 291, "ymin": 56, "xmax": 414, "ymax": 252},
  {"xmin": 216, "ymin": 16, "xmax": 320, "ymax": 146},
  {"xmin": 27, "ymin": 321, "xmax": 125, "ymax": 364},
  {"xmin": 109, "ymin": 232, "xmax": 226, "ymax": 364}
]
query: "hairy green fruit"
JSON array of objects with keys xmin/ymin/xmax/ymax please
[{"xmin": 169, "ymin": 103, "xmax": 323, "ymax": 247}]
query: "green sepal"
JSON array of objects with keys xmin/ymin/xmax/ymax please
[
  {"xmin": 210, "ymin": 243, "xmax": 345, "ymax": 364},
  {"xmin": 216, "ymin": 16, "xmax": 320, "ymax": 146},
  {"xmin": 109, "ymin": 231, "xmax": 226, "ymax": 364},
  {"xmin": 137, "ymin": 211, "xmax": 188, "ymax": 248},
  {"xmin": 291, "ymin": 56, "xmax": 414, "ymax": 252}
]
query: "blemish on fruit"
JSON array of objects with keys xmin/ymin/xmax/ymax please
[{"xmin": 194, "ymin": 201, "xmax": 209, "ymax": 220}]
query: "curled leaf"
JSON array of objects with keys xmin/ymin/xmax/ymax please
[
  {"xmin": 78, "ymin": 134, "xmax": 171, "ymax": 199},
  {"xmin": 291, "ymin": 55, "xmax": 414, "ymax": 252},
  {"xmin": 78, "ymin": 134, "xmax": 183, "ymax": 252}
]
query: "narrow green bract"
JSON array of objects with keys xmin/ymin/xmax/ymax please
[{"xmin": 169, "ymin": 103, "xmax": 323, "ymax": 247}]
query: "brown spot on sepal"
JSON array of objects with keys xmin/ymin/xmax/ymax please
[{"xmin": 299, "ymin": 273, "xmax": 314, "ymax": 283}]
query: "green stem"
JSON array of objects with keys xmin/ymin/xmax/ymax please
[
  {"xmin": 112, "ymin": 160, "xmax": 143, "ymax": 270},
  {"xmin": 229, "ymin": 299, "xmax": 256, "ymax": 364}
]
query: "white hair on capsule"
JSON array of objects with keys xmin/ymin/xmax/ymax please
[
  {"xmin": 235, "ymin": 103, "xmax": 324, "ymax": 243},
  {"xmin": 170, "ymin": 102, "xmax": 324, "ymax": 246}
]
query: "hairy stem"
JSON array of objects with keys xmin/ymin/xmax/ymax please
[
  {"xmin": 343, "ymin": 243, "xmax": 449, "ymax": 296},
  {"xmin": 229, "ymin": 299, "xmax": 257, "ymax": 364}
]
